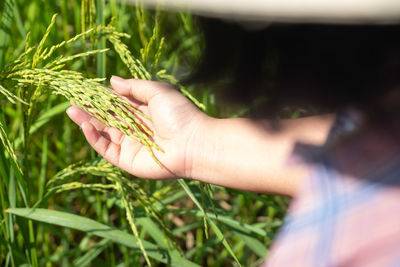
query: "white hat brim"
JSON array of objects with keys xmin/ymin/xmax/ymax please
[{"xmin": 135, "ymin": 0, "xmax": 400, "ymax": 24}]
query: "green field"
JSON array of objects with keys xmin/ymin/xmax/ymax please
[{"xmin": 0, "ymin": 0, "xmax": 288, "ymax": 266}]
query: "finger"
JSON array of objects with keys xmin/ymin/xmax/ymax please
[
  {"xmin": 66, "ymin": 106, "xmax": 92, "ymax": 127},
  {"xmin": 113, "ymin": 93, "xmax": 150, "ymax": 118},
  {"xmin": 110, "ymin": 75, "xmax": 170, "ymax": 104},
  {"xmin": 67, "ymin": 106, "xmax": 125, "ymax": 145},
  {"xmin": 81, "ymin": 121, "xmax": 121, "ymax": 167},
  {"xmin": 80, "ymin": 120, "xmax": 145, "ymax": 174},
  {"xmin": 104, "ymin": 84, "xmax": 148, "ymax": 112}
]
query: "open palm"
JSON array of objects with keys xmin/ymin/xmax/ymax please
[{"xmin": 67, "ymin": 76, "xmax": 206, "ymax": 179}]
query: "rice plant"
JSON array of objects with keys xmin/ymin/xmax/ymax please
[{"xmin": 0, "ymin": 1, "xmax": 288, "ymax": 266}]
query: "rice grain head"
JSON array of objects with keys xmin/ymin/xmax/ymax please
[
  {"xmin": 10, "ymin": 68, "xmax": 163, "ymax": 166},
  {"xmin": 0, "ymin": 14, "xmax": 163, "ymax": 167}
]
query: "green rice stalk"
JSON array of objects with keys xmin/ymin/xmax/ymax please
[
  {"xmin": 52, "ymin": 182, "xmax": 116, "ymax": 194},
  {"xmin": 25, "ymin": 81, "xmax": 43, "ymax": 135},
  {"xmin": 9, "ymin": 68, "xmax": 163, "ymax": 166},
  {"xmin": 45, "ymin": 159, "xmax": 152, "ymax": 265},
  {"xmin": 0, "ymin": 0, "xmax": 15, "ymax": 69},
  {"xmin": 47, "ymin": 158, "xmax": 112, "ymax": 186},
  {"xmin": 199, "ymin": 184, "xmax": 209, "ymax": 239},
  {"xmin": 96, "ymin": 0, "xmax": 106, "ymax": 82},
  {"xmin": 0, "ymin": 84, "xmax": 27, "ymax": 104},
  {"xmin": 6, "ymin": 17, "xmax": 211, "ymax": 251},
  {"xmin": 117, "ymin": 182, "xmax": 152, "ymax": 267},
  {"xmin": 107, "ymin": 33, "xmax": 152, "ymax": 80},
  {"xmin": 156, "ymin": 70, "xmax": 206, "ymax": 112},
  {"xmin": 0, "ymin": 82, "xmax": 25, "ymax": 175},
  {"xmin": 123, "ymin": 181, "xmax": 182, "ymax": 253},
  {"xmin": 81, "ymin": 0, "xmax": 87, "ymax": 33},
  {"xmin": 2, "ymin": 33, "xmax": 33, "ymax": 74},
  {"xmin": 44, "ymin": 48, "xmax": 109, "ymax": 69},
  {"xmin": 156, "ymin": 69, "xmax": 178, "ymax": 84},
  {"xmin": 102, "ymin": 171, "xmax": 181, "ymax": 252},
  {"xmin": 141, "ymin": 22, "xmax": 158, "ymax": 66},
  {"xmin": 42, "ymin": 27, "xmax": 98, "ymax": 61},
  {"xmin": 138, "ymin": 11, "xmax": 165, "ymax": 71},
  {"xmin": 152, "ymin": 37, "xmax": 165, "ymax": 70},
  {"xmin": 178, "ymin": 86, "xmax": 207, "ymax": 112},
  {"xmin": 47, "ymin": 158, "xmax": 181, "ymax": 254},
  {"xmin": 3, "ymin": 12, "xmax": 217, "ymax": 262},
  {"xmin": 81, "ymin": 0, "xmax": 96, "ymax": 34},
  {"xmin": 204, "ymin": 184, "xmax": 217, "ymax": 217},
  {"xmin": 0, "ymin": 10, "xmax": 229, "ymax": 265},
  {"xmin": 32, "ymin": 14, "xmax": 57, "ymax": 68},
  {"xmin": 0, "ymin": 119, "xmax": 22, "ymax": 174},
  {"xmin": 135, "ymin": 2, "xmax": 149, "ymax": 46}
]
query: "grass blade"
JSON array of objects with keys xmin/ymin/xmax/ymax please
[
  {"xmin": 73, "ymin": 239, "xmax": 110, "ymax": 267},
  {"xmin": 177, "ymin": 179, "xmax": 242, "ymax": 266},
  {"xmin": 0, "ymin": 0, "xmax": 15, "ymax": 69},
  {"xmin": 0, "ymin": 117, "xmax": 22, "ymax": 174},
  {"xmin": 136, "ymin": 216, "xmax": 167, "ymax": 248},
  {"xmin": 7, "ymin": 208, "xmax": 201, "ymax": 267},
  {"xmin": 208, "ymin": 219, "xmax": 241, "ymax": 266},
  {"xmin": 29, "ymin": 101, "xmax": 70, "ymax": 135},
  {"xmin": 169, "ymin": 209, "xmax": 276, "ymax": 237},
  {"xmin": 13, "ymin": 101, "xmax": 70, "ymax": 148},
  {"xmin": 234, "ymin": 232, "xmax": 267, "ymax": 258},
  {"xmin": 0, "ymin": 84, "xmax": 27, "ymax": 105}
]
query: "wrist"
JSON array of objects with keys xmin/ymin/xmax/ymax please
[{"xmin": 183, "ymin": 114, "xmax": 219, "ymax": 180}]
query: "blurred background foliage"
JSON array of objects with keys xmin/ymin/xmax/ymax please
[{"xmin": 0, "ymin": 0, "xmax": 289, "ymax": 266}]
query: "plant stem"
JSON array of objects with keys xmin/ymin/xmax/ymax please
[
  {"xmin": 0, "ymin": 0, "xmax": 15, "ymax": 69},
  {"xmin": 96, "ymin": 0, "xmax": 106, "ymax": 82}
]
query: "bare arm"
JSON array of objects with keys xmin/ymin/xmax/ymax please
[
  {"xmin": 188, "ymin": 115, "xmax": 334, "ymax": 196},
  {"xmin": 67, "ymin": 77, "xmax": 334, "ymax": 197}
]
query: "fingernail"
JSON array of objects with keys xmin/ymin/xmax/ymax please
[
  {"xmin": 111, "ymin": 75, "xmax": 125, "ymax": 83},
  {"xmin": 110, "ymin": 75, "xmax": 129, "ymax": 89},
  {"xmin": 110, "ymin": 75, "xmax": 126, "ymax": 89},
  {"xmin": 66, "ymin": 107, "xmax": 73, "ymax": 116}
]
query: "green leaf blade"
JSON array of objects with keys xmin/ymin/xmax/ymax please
[{"xmin": 7, "ymin": 208, "xmax": 200, "ymax": 267}]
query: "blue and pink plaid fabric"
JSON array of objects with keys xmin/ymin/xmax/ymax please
[{"xmin": 263, "ymin": 110, "xmax": 400, "ymax": 266}]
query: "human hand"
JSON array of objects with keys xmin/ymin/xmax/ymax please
[
  {"xmin": 67, "ymin": 76, "xmax": 335, "ymax": 195},
  {"xmin": 66, "ymin": 76, "xmax": 208, "ymax": 179}
]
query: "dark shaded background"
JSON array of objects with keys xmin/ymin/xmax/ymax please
[{"xmin": 186, "ymin": 18, "xmax": 400, "ymax": 118}]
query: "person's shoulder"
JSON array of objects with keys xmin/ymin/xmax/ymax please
[{"xmin": 265, "ymin": 111, "xmax": 400, "ymax": 267}]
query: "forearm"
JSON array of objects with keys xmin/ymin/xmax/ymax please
[{"xmin": 188, "ymin": 114, "xmax": 335, "ymax": 196}]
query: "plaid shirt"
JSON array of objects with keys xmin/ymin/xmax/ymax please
[{"xmin": 263, "ymin": 110, "xmax": 400, "ymax": 266}]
